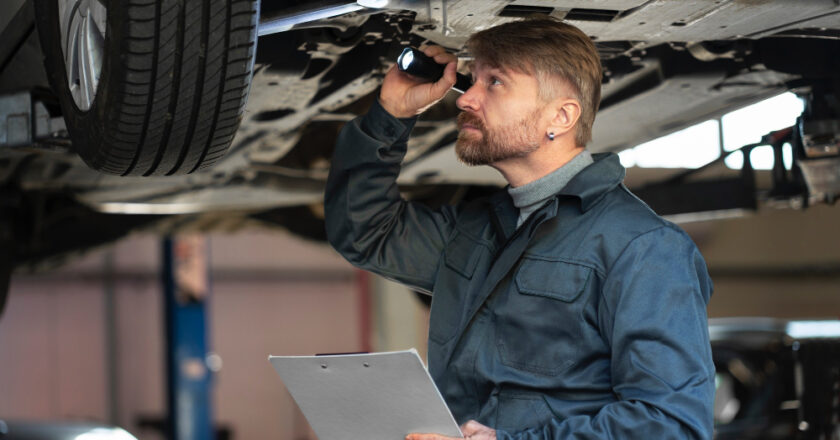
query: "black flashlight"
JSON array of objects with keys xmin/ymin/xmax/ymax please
[{"xmin": 396, "ymin": 47, "xmax": 472, "ymax": 94}]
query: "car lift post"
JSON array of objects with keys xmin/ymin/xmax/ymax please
[{"xmin": 162, "ymin": 236, "xmax": 214, "ymax": 440}]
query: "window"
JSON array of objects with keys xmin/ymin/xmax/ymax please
[
  {"xmin": 618, "ymin": 120, "xmax": 720, "ymax": 168},
  {"xmin": 721, "ymin": 93, "xmax": 803, "ymax": 169},
  {"xmin": 620, "ymin": 92, "xmax": 804, "ymax": 170}
]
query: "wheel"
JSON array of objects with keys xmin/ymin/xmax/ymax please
[{"xmin": 34, "ymin": 0, "xmax": 259, "ymax": 176}]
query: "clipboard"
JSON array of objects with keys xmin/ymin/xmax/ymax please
[{"xmin": 269, "ymin": 349, "xmax": 463, "ymax": 440}]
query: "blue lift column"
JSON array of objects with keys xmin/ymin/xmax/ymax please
[{"xmin": 163, "ymin": 236, "xmax": 214, "ymax": 440}]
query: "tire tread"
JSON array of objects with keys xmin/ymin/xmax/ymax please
[{"xmin": 54, "ymin": 0, "xmax": 258, "ymax": 175}]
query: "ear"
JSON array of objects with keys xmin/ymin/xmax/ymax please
[{"xmin": 547, "ymin": 98, "xmax": 581, "ymax": 138}]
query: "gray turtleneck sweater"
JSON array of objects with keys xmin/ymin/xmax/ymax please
[{"xmin": 507, "ymin": 150, "xmax": 594, "ymax": 228}]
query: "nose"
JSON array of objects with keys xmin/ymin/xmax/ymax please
[{"xmin": 456, "ymin": 83, "xmax": 481, "ymax": 112}]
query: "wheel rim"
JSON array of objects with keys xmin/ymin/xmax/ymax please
[{"xmin": 57, "ymin": 0, "xmax": 107, "ymax": 111}]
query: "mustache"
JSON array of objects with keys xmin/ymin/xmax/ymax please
[{"xmin": 457, "ymin": 112, "xmax": 485, "ymax": 131}]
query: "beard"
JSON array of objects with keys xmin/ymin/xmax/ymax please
[{"xmin": 455, "ymin": 109, "xmax": 542, "ymax": 166}]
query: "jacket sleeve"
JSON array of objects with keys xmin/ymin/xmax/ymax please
[
  {"xmin": 498, "ymin": 225, "xmax": 716, "ymax": 440},
  {"xmin": 324, "ymin": 100, "xmax": 459, "ymax": 293}
]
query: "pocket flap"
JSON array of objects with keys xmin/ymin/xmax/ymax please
[
  {"xmin": 444, "ymin": 231, "xmax": 481, "ymax": 279},
  {"xmin": 515, "ymin": 259, "xmax": 591, "ymax": 302}
]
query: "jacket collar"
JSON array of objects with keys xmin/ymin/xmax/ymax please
[
  {"xmin": 486, "ymin": 153, "xmax": 625, "ymax": 238},
  {"xmin": 486, "ymin": 190, "xmax": 518, "ymax": 240},
  {"xmin": 553, "ymin": 152, "xmax": 625, "ymax": 212}
]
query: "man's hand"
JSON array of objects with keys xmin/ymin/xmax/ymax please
[
  {"xmin": 380, "ymin": 45, "xmax": 457, "ymax": 118},
  {"xmin": 406, "ymin": 420, "xmax": 497, "ymax": 440}
]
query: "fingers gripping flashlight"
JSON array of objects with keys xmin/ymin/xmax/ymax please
[{"xmin": 397, "ymin": 47, "xmax": 472, "ymax": 94}]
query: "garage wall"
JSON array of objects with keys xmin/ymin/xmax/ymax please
[
  {"xmin": 371, "ymin": 276, "xmax": 430, "ymax": 360},
  {"xmin": 0, "ymin": 230, "xmax": 362, "ymax": 440},
  {"xmin": 0, "ymin": 245, "xmax": 166, "ymax": 439},
  {"xmin": 682, "ymin": 204, "xmax": 840, "ymax": 319},
  {"xmin": 0, "ymin": 280, "xmax": 111, "ymax": 421}
]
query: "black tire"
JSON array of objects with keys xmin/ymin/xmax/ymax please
[{"xmin": 34, "ymin": 0, "xmax": 259, "ymax": 176}]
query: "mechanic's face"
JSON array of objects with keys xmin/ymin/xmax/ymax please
[{"xmin": 455, "ymin": 61, "xmax": 545, "ymax": 166}]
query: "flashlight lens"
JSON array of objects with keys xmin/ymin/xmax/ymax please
[{"xmin": 400, "ymin": 50, "xmax": 414, "ymax": 70}]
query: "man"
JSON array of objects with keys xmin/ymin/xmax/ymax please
[{"xmin": 325, "ymin": 18, "xmax": 715, "ymax": 440}]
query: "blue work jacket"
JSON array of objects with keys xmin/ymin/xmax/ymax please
[{"xmin": 325, "ymin": 101, "xmax": 716, "ymax": 439}]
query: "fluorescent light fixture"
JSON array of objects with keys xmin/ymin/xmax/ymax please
[
  {"xmin": 258, "ymin": 4, "xmax": 364, "ymax": 36},
  {"xmin": 786, "ymin": 321, "xmax": 840, "ymax": 339},
  {"xmin": 75, "ymin": 428, "xmax": 138, "ymax": 440},
  {"xmin": 357, "ymin": 0, "xmax": 389, "ymax": 7},
  {"xmin": 663, "ymin": 208, "xmax": 752, "ymax": 224}
]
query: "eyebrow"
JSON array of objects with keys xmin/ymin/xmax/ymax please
[
  {"xmin": 491, "ymin": 67, "xmax": 511, "ymax": 79},
  {"xmin": 470, "ymin": 65, "xmax": 513, "ymax": 82},
  {"xmin": 486, "ymin": 67, "xmax": 513, "ymax": 84}
]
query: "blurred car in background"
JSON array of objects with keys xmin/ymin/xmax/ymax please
[
  {"xmin": 0, "ymin": 420, "xmax": 138, "ymax": 440},
  {"xmin": 711, "ymin": 319, "xmax": 840, "ymax": 439}
]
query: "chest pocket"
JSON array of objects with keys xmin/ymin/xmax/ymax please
[
  {"xmin": 429, "ymin": 230, "xmax": 485, "ymax": 344},
  {"xmin": 496, "ymin": 258, "xmax": 593, "ymax": 376},
  {"xmin": 443, "ymin": 230, "xmax": 481, "ymax": 279}
]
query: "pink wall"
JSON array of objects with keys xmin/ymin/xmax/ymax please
[
  {"xmin": 0, "ymin": 280, "xmax": 110, "ymax": 421},
  {"xmin": 0, "ymin": 231, "xmax": 361, "ymax": 440}
]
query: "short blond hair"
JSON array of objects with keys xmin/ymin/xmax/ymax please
[{"xmin": 466, "ymin": 18, "xmax": 602, "ymax": 147}]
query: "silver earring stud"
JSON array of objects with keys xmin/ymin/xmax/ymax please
[{"xmin": 548, "ymin": 132, "xmax": 555, "ymax": 141}]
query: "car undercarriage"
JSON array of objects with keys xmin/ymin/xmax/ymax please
[{"xmin": 1, "ymin": 0, "xmax": 839, "ymax": 291}]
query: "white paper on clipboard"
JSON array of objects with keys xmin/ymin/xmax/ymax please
[{"xmin": 269, "ymin": 349, "xmax": 463, "ymax": 440}]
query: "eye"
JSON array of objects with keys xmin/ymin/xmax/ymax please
[{"xmin": 489, "ymin": 76, "xmax": 503, "ymax": 86}]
